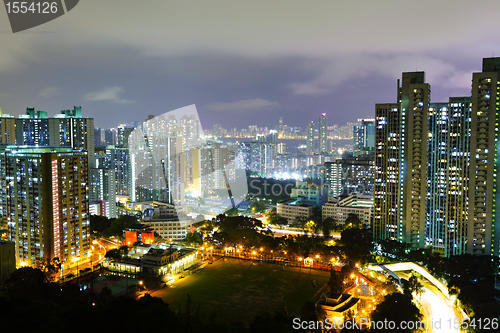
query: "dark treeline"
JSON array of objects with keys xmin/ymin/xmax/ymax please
[
  {"xmin": 90, "ymin": 215, "xmax": 138, "ymax": 238},
  {"xmin": 0, "ymin": 267, "xmax": 299, "ymax": 333}
]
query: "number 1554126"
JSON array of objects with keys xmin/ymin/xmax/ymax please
[{"xmin": 5, "ymin": 2, "xmax": 58, "ymax": 14}]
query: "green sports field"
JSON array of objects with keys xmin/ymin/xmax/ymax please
[{"xmin": 156, "ymin": 258, "xmax": 330, "ymax": 324}]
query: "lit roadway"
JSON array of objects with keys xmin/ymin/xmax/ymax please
[
  {"xmin": 99, "ymin": 238, "xmax": 121, "ymax": 251},
  {"xmin": 61, "ymin": 238, "xmax": 118, "ymax": 278},
  {"xmin": 420, "ymin": 286, "xmax": 460, "ymax": 333},
  {"xmin": 261, "ymin": 226, "xmax": 341, "ymax": 238},
  {"xmin": 368, "ymin": 263, "xmax": 466, "ymax": 333}
]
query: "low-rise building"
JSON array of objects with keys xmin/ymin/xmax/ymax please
[
  {"xmin": 290, "ymin": 181, "xmax": 328, "ymax": 206},
  {"xmin": 123, "ymin": 223, "xmax": 155, "ymax": 246},
  {"xmin": 142, "ymin": 205, "xmax": 194, "ymax": 241},
  {"xmin": 143, "ymin": 219, "xmax": 194, "ymax": 241},
  {"xmin": 102, "ymin": 246, "xmax": 199, "ymax": 277},
  {"xmin": 101, "ymin": 258, "xmax": 142, "ymax": 274},
  {"xmin": 277, "ymin": 199, "xmax": 316, "ymax": 223},
  {"xmin": 316, "ymin": 292, "xmax": 360, "ymax": 323},
  {"xmin": 322, "ymin": 194, "xmax": 372, "ymax": 227},
  {"xmin": 142, "ymin": 247, "xmax": 179, "ymax": 267}
]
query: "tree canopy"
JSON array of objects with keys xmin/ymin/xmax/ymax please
[
  {"xmin": 90, "ymin": 215, "xmax": 138, "ymax": 239},
  {"xmin": 371, "ymin": 293, "xmax": 423, "ymax": 333},
  {"xmin": 339, "ymin": 228, "xmax": 374, "ymax": 266}
]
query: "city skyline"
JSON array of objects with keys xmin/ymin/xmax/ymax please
[
  {"xmin": 2, "ymin": 1, "xmax": 500, "ymax": 130},
  {"xmin": 1, "ymin": 2, "xmax": 500, "ymax": 329}
]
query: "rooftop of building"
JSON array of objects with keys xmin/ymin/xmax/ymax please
[
  {"xmin": 144, "ymin": 246, "xmax": 177, "ymax": 257},
  {"xmin": 124, "ymin": 223, "xmax": 153, "ymax": 231},
  {"xmin": 18, "ymin": 106, "xmax": 86, "ymax": 119},
  {"xmin": 105, "ymin": 258, "xmax": 142, "ymax": 266},
  {"xmin": 279, "ymin": 198, "xmax": 316, "ymax": 207},
  {"xmin": 325, "ymin": 193, "xmax": 373, "ymax": 208},
  {"xmin": 316, "ymin": 292, "xmax": 360, "ymax": 312}
]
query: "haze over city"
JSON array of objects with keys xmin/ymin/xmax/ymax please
[{"xmin": 2, "ymin": 1, "xmax": 500, "ymax": 129}]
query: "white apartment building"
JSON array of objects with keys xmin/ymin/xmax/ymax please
[
  {"xmin": 277, "ymin": 199, "xmax": 315, "ymax": 223},
  {"xmin": 322, "ymin": 194, "xmax": 372, "ymax": 227}
]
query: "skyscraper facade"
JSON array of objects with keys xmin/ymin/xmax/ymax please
[
  {"xmin": 244, "ymin": 141, "xmax": 275, "ymax": 176},
  {"xmin": 374, "ymin": 72, "xmax": 430, "ymax": 249},
  {"xmin": 0, "ymin": 146, "xmax": 90, "ymax": 267},
  {"xmin": 375, "ymin": 59, "xmax": 500, "ymax": 258},
  {"xmin": 106, "ymin": 147, "xmax": 130, "ymax": 197},
  {"xmin": 15, "ymin": 107, "xmax": 95, "ymax": 167},
  {"xmin": 89, "ymin": 168, "xmax": 117, "ymax": 218},
  {"xmin": 306, "ymin": 121, "xmax": 314, "ymax": 152},
  {"xmin": 324, "ymin": 160, "xmax": 342, "ymax": 198},
  {"xmin": 319, "ymin": 113, "xmax": 327, "ymax": 153},
  {"xmin": 0, "ymin": 116, "xmax": 15, "ymax": 145},
  {"xmin": 129, "ymin": 115, "xmax": 185, "ymax": 206},
  {"xmin": 374, "ymin": 103, "xmax": 401, "ymax": 242},
  {"xmin": 353, "ymin": 119, "xmax": 375, "ymax": 156},
  {"xmin": 468, "ymin": 58, "xmax": 500, "ymax": 257},
  {"xmin": 425, "ymin": 99, "xmax": 471, "ymax": 256}
]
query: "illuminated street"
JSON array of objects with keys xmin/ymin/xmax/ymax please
[
  {"xmin": 419, "ymin": 286, "xmax": 460, "ymax": 333},
  {"xmin": 59, "ymin": 239, "xmax": 110, "ymax": 279},
  {"xmin": 368, "ymin": 263, "xmax": 465, "ymax": 333},
  {"xmin": 392, "ymin": 270, "xmax": 464, "ymax": 333}
]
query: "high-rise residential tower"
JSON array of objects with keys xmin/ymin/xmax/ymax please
[
  {"xmin": 106, "ymin": 147, "xmax": 130, "ymax": 196},
  {"xmin": 0, "ymin": 146, "xmax": 90, "ymax": 267},
  {"xmin": 426, "ymin": 98, "xmax": 471, "ymax": 256},
  {"xmin": 374, "ymin": 72, "xmax": 430, "ymax": 249},
  {"xmin": 129, "ymin": 116, "xmax": 185, "ymax": 206},
  {"xmin": 374, "ymin": 103, "xmax": 401, "ymax": 242},
  {"xmin": 468, "ymin": 58, "xmax": 500, "ymax": 257},
  {"xmin": 15, "ymin": 107, "xmax": 95, "ymax": 167},
  {"xmin": 353, "ymin": 119, "xmax": 375, "ymax": 156},
  {"xmin": 375, "ymin": 61, "xmax": 500, "ymax": 258},
  {"xmin": 324, "ymin": 160, "xmax": 343, "ymax": 198},
  {"xmin": 89, "ymin": 168, "xmax": 117, "ymax": 218},
  {"xmin": 306, "ymin": 121, "xmax": 314, "ymax": 152},
  {"xmin": 0, "ymin": 108, "xmax": 16, "ymax": 145},
  {"xmin": 319, "ymin": 113, "xmax": 328, "ymax": 153}
]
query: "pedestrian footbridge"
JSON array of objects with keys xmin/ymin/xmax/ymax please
[{"xmin": 367, "ymin": 262, "xmax": 449, "ymax": 299}]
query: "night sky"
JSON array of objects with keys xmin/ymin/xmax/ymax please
[{"xmin": 1, "ymin": 0, "xmax": 500, "ymax": 130}]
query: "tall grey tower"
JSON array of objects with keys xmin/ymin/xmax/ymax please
[
  {"xmin": 318, "ymin": 113, "xmax": 327, "ymax": 153},
  {"xmin": 467, "ymin": 57, "xmax": 500, "ymax": 257},
  {"xmin": 374, "ymin": 72, "xmax": 429, "ymax": 250},
  {"xmin": 306, "ymin": 121, "xmax": 314, "ymax": 152}
]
